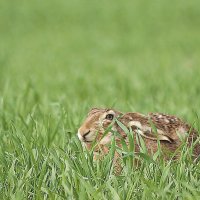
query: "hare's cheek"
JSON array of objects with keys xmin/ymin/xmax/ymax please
[
  {"xmin": 102, "ymin": 120, "xmax": 112, "ymax": 129},
  {"xmin": 100, "ymin": 132, "xmax": 112, "ymax": 145},
  {"xmin": 96, "ymin": 132, "xmax": 104, "ymax": 141}
]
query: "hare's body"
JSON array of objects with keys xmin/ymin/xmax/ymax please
[{"xmin": 78, "ymin": 108, "xmax": 200, "ymax": 160}]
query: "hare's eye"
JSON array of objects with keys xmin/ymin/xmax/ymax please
[{"xmin": 105, "ymin": 114, "xmax": 114, "ymax": 120}]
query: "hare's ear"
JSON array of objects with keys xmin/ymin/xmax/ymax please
[
  {"xmin": 132, "ymin": 127, "xmax": 174, "ymax": 143},
  {"xmin": 143, "ymin": 130, "xmax": 174, "ymax": 143}
]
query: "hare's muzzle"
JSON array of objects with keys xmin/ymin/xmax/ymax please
[{"xmin": 77, "ymin": 129, "xmax": 92, "ymax": 143}]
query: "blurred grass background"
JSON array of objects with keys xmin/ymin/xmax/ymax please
[
  {"xmin": 1, "ymin": 0, "xmax": 200, "ymax": 114},
  {"xmin": 0, "ymin": 0, "xmax": 200, "ymax": 199}
]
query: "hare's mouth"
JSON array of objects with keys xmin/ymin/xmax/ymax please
[{"xmin": 83, "ymin": 139, "xmax": 93, "ymax": 143}]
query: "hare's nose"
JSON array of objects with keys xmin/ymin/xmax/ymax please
[
  {"xmin": 77, "ymin": 129, "xmax": 90, "ymax": 141},
  {"xmin": 83, "ymin": 130, "xmax": 90, "ymax": 138}
]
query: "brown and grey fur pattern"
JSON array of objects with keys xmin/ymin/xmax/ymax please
[{"xmin": 77, "ymin": 108, "xmax": 200, "ymax": 161}]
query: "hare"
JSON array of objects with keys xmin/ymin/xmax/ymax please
[{"xmin": 77, "ymin": 108, "xmax": 200, "ymax": 161}]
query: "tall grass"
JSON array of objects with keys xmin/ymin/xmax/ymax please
[{"xmin": 0, "ymin": 0, "xmax": 200, "ymax": 199}]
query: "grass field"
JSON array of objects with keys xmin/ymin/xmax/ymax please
[{"xmin": 1, "ymin": 0, "xmax": 200, "ymax": 199}]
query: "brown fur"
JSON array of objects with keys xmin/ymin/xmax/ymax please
[{"xmin": 77, "ymin": 108, "xmax": 200, "ymax": 162}]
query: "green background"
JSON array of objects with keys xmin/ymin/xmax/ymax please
[{"xmin": 0, "ymin": 0, "xmax": 200, "ymax": 199}]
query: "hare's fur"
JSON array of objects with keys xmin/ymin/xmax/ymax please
[{"xmin": 78, "ymin": 108, "xmax": 200, "ymax": 160}]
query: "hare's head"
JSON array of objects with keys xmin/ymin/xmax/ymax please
[{"xmin": 77, "ymin": 108, "xmax": 122, "ymax": 147}]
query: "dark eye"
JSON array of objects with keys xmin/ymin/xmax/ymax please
[{"xmin": 105, "ymin": 114, "xmax": 114, "ymax": 120}]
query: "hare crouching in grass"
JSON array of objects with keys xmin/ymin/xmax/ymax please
[{"xmin": 77, "ymin": 108, "xmax": 200, "ymax": 161}]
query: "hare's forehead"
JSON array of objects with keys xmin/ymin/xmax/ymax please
[
  {"xmin": 98, "ymin": 110, "xmax": 116, "ymax": 121},
  {"xmin": 87, "ymin": 110, "xmax": 115, "ymax": 121},
  {"xmin": 87, "ymin": 112, "xmax": 105, "ymax": 121},
  {"xmin": 85, "ymin": 112, "xmax": 102, "ymax": 122}
]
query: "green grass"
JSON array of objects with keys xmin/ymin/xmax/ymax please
[{"xmin": 0, "ymin": 0, "xmax": 200, "ymax": 199}]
